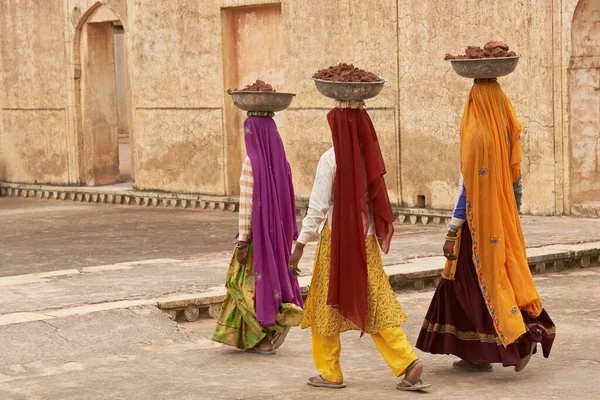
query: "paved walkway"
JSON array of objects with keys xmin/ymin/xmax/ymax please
[
  {"xmin": 0, "ymin": 267, "xmax": 598, "ymax": 399},
  {"xmin": 1, "ymin": 198, "xmax": 599, "ymax": 324},
  {"xmin": 1, "ymin": 198, "xmax": 599, "ymax": 398},
  {"xmin": 2, "ymin": 197, "xmax": 600, "ymax": 277}
]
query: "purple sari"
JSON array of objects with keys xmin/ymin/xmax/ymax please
[{"xmin": 244, "ymin": 116, "xmax": 303, "ymax": 327}]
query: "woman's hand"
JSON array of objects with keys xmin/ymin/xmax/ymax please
[
  {"xmin": 288, "ymin": 243, "xmax": 305, "ymax": 276},
  {"xmin": 443, "ymin": 231, "xmax": 458, "ymax": 261},
  {"xmin": 237, "ymin": 241, "xmax": 249, "ymax": 265}
]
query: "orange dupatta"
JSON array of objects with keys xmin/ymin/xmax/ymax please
[{"xmin": 459, "ymin": 81, "xmax": 542, "ymax": 347}]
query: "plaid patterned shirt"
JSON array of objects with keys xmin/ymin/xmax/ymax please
[{"xmin": 238, "ymin": 157, "xmax": 253, "ymax": 242}]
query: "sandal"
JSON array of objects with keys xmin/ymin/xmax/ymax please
[
  {"xmin": 453, "ymin": 359, "xmax": 493, "ymax": 372},
  {"xmin": 271, "ymin": 327, "xmax": 291, "ymax": 351},
  {"xmin": 396, "ymin": 360, "xmax": 432, "ymax": 392},
  {"xmin": 307, "ymin": 375, "xmax": 346, "ymax": 389},
  {"xmin": 246, "ymin": 344, "xmax": 276, "ymax": 356},
  {"xmin": 515, "ymin": 343, "xmax": 536, "ymax": 372}
]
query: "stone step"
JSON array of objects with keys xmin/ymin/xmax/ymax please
[
  {"xmin": 0, "ymin": 182, "xmax": 239, "ymax": 211},
  {"xmin": 0, "ymin": 242, "xmax": 597, "ymax": 326},
  {"xmin": 156, "ymin": 242, "xmax": 600, "ymax": 322},
  {"xmin": 0, "ymin": 182, "xmax": 454, "ymax": 223}
]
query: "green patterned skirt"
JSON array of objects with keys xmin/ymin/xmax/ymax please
[{"xmin": 211, "ymin": 245, "xmax": 303, "ymax": 349}]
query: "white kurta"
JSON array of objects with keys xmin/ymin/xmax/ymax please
[{"xmin": 297, "ymin": 148, "xmax": 375, "ymax": 245}]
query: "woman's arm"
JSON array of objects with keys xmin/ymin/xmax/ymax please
[
  {"xmin": 238, "ymin": 158, "xmax": 253, "ymax": 243},
  {"xmin": 296, "ymin": 150, "xmax": 335, "ymax": 245},
  {"xmin": 448, "ymin": 173, "xmax": 466, "ymax": 231},
  {"xmin": 289, "ymin": 150, "xmax": 335, "ymax": 276}
]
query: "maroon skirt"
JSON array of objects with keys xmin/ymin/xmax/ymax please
[{"xmin": 416, "ymin": 223, "xmax": 556, "ymax": 366}]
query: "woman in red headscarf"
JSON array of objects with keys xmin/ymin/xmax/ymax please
[{"xmin": 289, "ymin": 100, "xmax": 431, "ymax": 392}]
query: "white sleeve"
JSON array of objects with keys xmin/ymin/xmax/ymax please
[{"xmin": 297, "ymin": 152, "xmax": 334, "ymax": 244}]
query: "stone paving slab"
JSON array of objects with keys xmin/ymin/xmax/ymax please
[
  {"xmin": 1, "ymin": 197, "xmax": 599, "ymax": 327},
  {"xmin": 0, "ymin": 182, "xmax": 458, "ymax": 224},
  {"xmin": 158, "ymin": 241, "xmax": 600, "ymax": 318},
  {"xmin": 0, "ymin": 269, "xmax": 81, "ymax": 287},
  {"xmin": 0, "ymin": 270, "xmax": 598, "ymax": 399},
  {"xmin": 1, "ymin": 240, "xmax": 597, "ymax": 327},
  {"xmin": 3, "ymin": 197, "xmax": 600, "ymax": 278}
]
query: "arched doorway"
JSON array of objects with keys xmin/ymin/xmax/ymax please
[
  {"xmin": 75, "ymin": 4, "xmax": 132, "ymax": 186},
  {"xmin": 569, "ymin": 0, "xmax": 600, "ymax": 215}
]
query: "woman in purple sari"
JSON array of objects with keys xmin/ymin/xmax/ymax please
[{"xmin": 212, "ymin": 112, "xmax": 304, "ymax": 354}]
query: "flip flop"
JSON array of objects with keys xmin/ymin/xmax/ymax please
[
  {"xmin": 245, "ymin": 346, "xmax": 276, "ymax": 356},
  {"xmin": 397, "ymin": 360, "xmax": 432, "ymax": 392},
  {"xmin": 396, "ymin": 378, "xmax": 432, "ymax": 392},
  {"xmin": 271, "ymin": 326, "xmax": 291, "ymax": 351},
  {"xmin": 515, "ymin": 343, "xmax": 536, "ymax": 372},
  {"xmin": 453, "ymin": 360, "xmax": 493, "ymax": 372},
  {"xmin": 307, "ymin": 375, "xmax": 346, "ymax": 389}
]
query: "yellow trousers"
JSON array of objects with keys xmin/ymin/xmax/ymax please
[{"xmin": 311, "ymin": 325, "xmax": 418, "ymax": 384}]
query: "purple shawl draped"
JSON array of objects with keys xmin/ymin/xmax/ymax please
[{"xmin": 244, "ymin": 116, "xmax": 303, "ymax": 327}]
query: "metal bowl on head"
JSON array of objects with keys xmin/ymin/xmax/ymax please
[
  {"xmin": 449, "ymin": 56, "xmax": 520, "ymax": 79},
  {"xmin": 229, "ymin": 91, "xmax": 296, "ymax": 112},
  {"xmin": 312, "ymin": 78, "xmax": 387, "ymax": 101}
]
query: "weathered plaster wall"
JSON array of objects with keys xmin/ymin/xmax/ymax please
[
  {"xmin": 0, "ymin": 0, "xmax": 70, "ymax": 184},
  {"xmin": 397, "ymin": 0, "xmax": 556, "ymax": 214},
  {"xmin": 568, "ymin": 0, "xmax": 600, "ymax": 215},
  {"xmin": 0, "ymin": 0, "xmax": 596, "ymax": 217},
  {"xmin": 0, "ymin": 45, "xmax": 5, "ymax": 180},
  {"xmin": 221, "ymin": 3, "xmax": 284, "ymax": 195},
  {"xmin": 113, "ymin": 26, "xmax": 129, "ymax": 139},
  {"xmin": 128, "ymin": 0, "xmax": 225, "ymax": 194},
  {"xmin": 282, "ymin": 0, "xmax": 401, "ymax": 202}
]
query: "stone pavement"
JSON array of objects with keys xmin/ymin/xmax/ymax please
[
  {"xmin": 1, "ymin": 198, "xmax": 599, "ymax": 326},
  {"xmin": 1, "ymin": 198, "xmax": 599, "ymax": 398},
  {"xmin": 0, "ymin": 267, "xmax": 599, "ymax": 399},
  {"xmin": 0, "ymin": 197, "xmax": 239, "ymax": 277},
  {"xmin": 3, "ymin": 197, "xmax": 600, "ymax": 275}
]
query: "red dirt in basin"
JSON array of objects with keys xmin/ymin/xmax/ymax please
[
  {"xmin": 445, "ymin": 41, "xmax": 517, "ymax": 60},
  {"xmin": 313, "ymin": 63, "xmax": 382, "ymax": 82},
  {"xmin": 228, "ymin": 80, "xmax": 276, "ymax": 93}
]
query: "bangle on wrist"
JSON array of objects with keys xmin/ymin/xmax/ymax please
[{"xmin": 445, "ymin": 233, "xmax": 459, "ymax": 242}]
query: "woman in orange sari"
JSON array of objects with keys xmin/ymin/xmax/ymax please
[{"xmin": 416, "ymin": 78, "xmax": 556, "ymax": 372}]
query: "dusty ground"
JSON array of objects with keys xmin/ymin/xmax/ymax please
[
  {"xmin": 0, "ymin": 268, "xmax": 598, "ymax": 400},
  {"xmin": 2, "ymin": 197, "xmax": 600, "ymax": 277},
  {"xmin": 0, "ymin": 198, "xmax": 239, "ymax": 276},
  {"xmin": 0, "ymin": 197, "xmax": 599, "ymax": 399}
]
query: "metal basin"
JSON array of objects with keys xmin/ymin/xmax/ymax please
[
  {"xmin": 229, "ymin": 91, "xmax": 295, "ymax": 112},
  {"xmin": 312, "ymin": 78, "xmax": 387, "ymax": 101},
  {"xmin": 449, "ymin": 56, "xmax": 520, "ymax": 79}
]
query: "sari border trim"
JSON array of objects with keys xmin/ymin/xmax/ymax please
[
  {"xmin": 421, "ymin": 320, "xmax": 556, "ymax": 346},
  {"xmin": 421, "ymin": 320, "xmax": 501, "ymax": 344},
  {"xmin": 466, "ymin": 199, "xmax": 509, "ymax": 346}
]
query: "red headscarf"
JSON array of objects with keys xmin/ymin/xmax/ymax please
[{"xmin": 327, "ymin": 107, "xmax": 395, "ymax": 332}]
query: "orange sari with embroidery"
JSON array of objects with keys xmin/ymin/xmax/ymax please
[{"xmin": 451, "ymin": 81, "xmax": 542, "ymax": 347}]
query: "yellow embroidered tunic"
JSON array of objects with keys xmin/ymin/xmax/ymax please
[{"xmin": 298, "ymin": 147, "xmax": 406, "ymax": 336}]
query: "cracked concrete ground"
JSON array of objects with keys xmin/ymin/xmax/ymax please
[
  {"xmin": 0, "ymin": 268, "xmax": 598, "ymax": 399},
  {"xmin": 1, "ymin": 197, "xmax": 599, "ymax": 399},
  {"xmin": 2, "ymin": 197, "xmax": 600, "ymax": 277}
]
